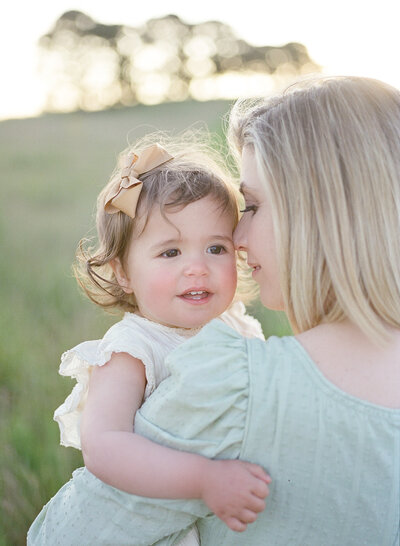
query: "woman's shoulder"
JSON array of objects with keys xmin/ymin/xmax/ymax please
[
  {"xmin": 178, "ymin": 317, "xmax": 291, "ymax": 351},
  {"xmin": 171, "ymin": 321, "xmax": 400, "ymax": 417},
  {"xmin": 165, "ymin": 318, "xmax": 296, "ymax": 378}
]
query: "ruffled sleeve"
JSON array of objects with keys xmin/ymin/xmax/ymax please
[
  {"xmin": 135, "ymin": 319, "xmax": 250, "ymax": 460},
  {"xmin": 54, "ymin": 321, "xmax": 160, "ymax": 449}
]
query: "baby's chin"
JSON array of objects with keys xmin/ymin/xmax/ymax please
[
  {"xmin": 137, "ymin": 312, "xmax": 207, "ymax": 331},
  {"xmin": 139, "ymin": 304, "xmax": 227, "ymax": 330},
  {"xmin": 168, "ymin": 318, "xmax": 211, "ymax": 330},
  {"xmin": 163, "ymin": 314, "xmax": 220, "ymax": 331}
]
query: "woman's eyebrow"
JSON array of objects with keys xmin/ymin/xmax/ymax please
[{"xmin": 239, "ymin": 182, "xmax": 256, "ymax": 196}]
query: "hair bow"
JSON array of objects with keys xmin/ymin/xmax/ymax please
[{"xmin": 104, "ymin": 143, "xmax": 173, "ymax": 219}]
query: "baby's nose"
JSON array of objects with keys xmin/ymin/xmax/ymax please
[{"xmin": 183, "ymin": 257, "xmax": 209, "ymax": 276}]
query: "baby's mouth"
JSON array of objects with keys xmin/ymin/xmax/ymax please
[{"xmin": 180, "ymin": 290, "xmax": 210, "ymax": 300}]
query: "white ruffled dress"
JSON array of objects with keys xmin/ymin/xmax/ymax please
[{"xmin": 38, "ymin": 302, "xmax": 264, "ymax": 546}]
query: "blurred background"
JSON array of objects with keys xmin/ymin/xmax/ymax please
[{"xmin": 1, "ymin": 1, "xmax": 399, "ymax": 543}]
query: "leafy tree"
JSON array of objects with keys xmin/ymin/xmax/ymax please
[{"xmin": 39, "ymin": 11, "xmax": 319, "ymax": 112}]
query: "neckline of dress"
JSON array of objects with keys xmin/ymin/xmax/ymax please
[{"xmin": 124, "ymin": 312, "xmax": 203, "ymax": 338}]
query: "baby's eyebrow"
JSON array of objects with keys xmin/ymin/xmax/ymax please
[
  {"xmin": 151, "ymin": 234, "xmax": 232, "ymax": 252},
  {"xmin": 210, "ymin": 235, "xmax": 233, "ymax": 243},
  {"xmin": 150, "ymin": 238, "xmax": 180, "ymax": 251}
]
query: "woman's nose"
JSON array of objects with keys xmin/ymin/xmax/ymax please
[{"xmin": 233, "ymin": 217, "xmax": 247, "ymax": 251}]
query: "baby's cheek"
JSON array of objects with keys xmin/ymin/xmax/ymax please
[
  {"xmin": 223, "ymin": 260, "xmax": 238, "ymax": 297},
  {"xmin": 228, "ymin": 257, "xmax": 239, "ymax": 282},
  {"xmin": 144, "ymin": 270, "xmax": 176, "ymax": 297}
]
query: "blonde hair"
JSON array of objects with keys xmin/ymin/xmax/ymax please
[
  {"xmin": 75, "ymin": 132, "xmax": 245, "ymax": 313},
  {"xmin": 229, "ymin": 75, "xmax": 400, "ymax": 342}
]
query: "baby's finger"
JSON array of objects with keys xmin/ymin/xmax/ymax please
[
  {"xmin": 237, "ymin": 508, "xmax": 258, "ymax": 524},
  {"xmin": 251, "ymin": 478, "xmax": 270, "ymax": 499},
  {"xmin": 246, "ymin": 462, "xmax": 271, "ymax": 483},
  {"xmin": 245, "ymin": 495, "xmax": 266, "ymax": 514},
  {"xmin": 225, "ymin": 516, "xmax": 247, "ymax": 533}
]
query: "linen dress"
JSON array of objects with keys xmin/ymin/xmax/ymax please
[
  {"xmin": 28, "ymin": 302, "xmax": 264, "ymax": 546},
  {"xmin": 31, "ymin": 319, "xmax": 400, "ymax": 545}
]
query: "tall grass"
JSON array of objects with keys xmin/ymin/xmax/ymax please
[{"xmin": 0, "ymin": 101, "xmax": 291, "ymax": 545}]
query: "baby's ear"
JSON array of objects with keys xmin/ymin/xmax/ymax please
[{"xmin": 110, "ymin": 258, "xmax": 133, "ymax": 294}]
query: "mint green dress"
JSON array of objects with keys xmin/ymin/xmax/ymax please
[{"xmin": 28, "ymin": 320, "xmax": 400, "ymax": 546}]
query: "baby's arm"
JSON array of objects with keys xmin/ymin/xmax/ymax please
[{"xmin": 81, "ymin": 352, "xmax": 270, "ymax": 532}]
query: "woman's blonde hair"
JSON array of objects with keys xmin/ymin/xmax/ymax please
[
  {"xmin": 75, "ymin": 131, "xmax": 245, "ymax": 313},
  {"xmin": 229, "ymin": 75, "xmax": 400, "ymax": 342}
]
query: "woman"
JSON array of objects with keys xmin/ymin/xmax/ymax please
[{"xmin": 141, "ymin": 75, "xmax": 399, "ymax": 545}]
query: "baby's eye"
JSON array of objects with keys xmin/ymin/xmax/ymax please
[
  {"xmin": 207, "ymin": 245, "xmax": 226, "ymax": 255},
  {"xmin": 161, "ymin": 249, "xmax": 180, "ymax": 258},
  {"xmin": 240, "ymin": 204, "xmax": 258, "ymax": 214}
]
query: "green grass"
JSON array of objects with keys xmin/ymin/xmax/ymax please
[{"xmin": 0, "ymin": 100, "xmax": 291, "ymax": 545}]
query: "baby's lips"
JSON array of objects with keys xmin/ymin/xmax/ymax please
[
  {"xmin": 180, "ymin": 288, "xmax": 211, "ymax": 296},
  {"xmin": 180, "ymin": 290, "xmax": 211, "ymax": 300}
]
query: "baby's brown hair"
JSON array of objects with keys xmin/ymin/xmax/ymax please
[{"xmin": 74, "ymin": 133, "xmax": 243, "ymax": 314}]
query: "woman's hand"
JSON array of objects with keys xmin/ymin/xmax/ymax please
[{"xmin": 199, "ymin": 459, "xmax": 271, "ymax": 532}]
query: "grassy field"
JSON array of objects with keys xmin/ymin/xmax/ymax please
[{"xmin": 0, "ymin": 100, "xmax": 291, "ymax": 545}]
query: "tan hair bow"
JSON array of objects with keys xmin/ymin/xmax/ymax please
[{"xmin": 104, "ymin": 143, "xmax": 173, "ymax": 219}]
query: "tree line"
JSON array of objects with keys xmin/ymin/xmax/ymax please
[{"xmin": 39, "ymin": 10, "xmax": 319, "ymax": 112}]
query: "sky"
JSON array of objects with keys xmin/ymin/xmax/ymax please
[{"xmin": 1, "ymin": 0, "xmax": 399, "ymax": 120}]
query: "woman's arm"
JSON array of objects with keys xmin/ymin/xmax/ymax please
[{"xmin": 81, "ymin": 352, "xmax": 270, "ymax": 532}]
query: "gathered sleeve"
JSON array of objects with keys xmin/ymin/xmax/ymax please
[{"xmin": 134, "ymin": 319, "xmax": 251, "ymax": 460}]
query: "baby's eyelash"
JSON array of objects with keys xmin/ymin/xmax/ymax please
[
  {"xmin": 207, "ymin": 244, "xmax": 226, "ymax": 255},
  {"xmin": 240, "ymin": 205, "xmax": 258, "ymax": 213},
  {"xmin": 160, "ymin": 249, "xmax": 180, "ymax": 258}
]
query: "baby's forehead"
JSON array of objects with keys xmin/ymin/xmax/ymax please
[
  {"xmin": 142, "ymin": 194, "xmax": 234, "ymax": 219},
  {"xmin": 134, "ymin": 197, "xmax": 235, "ymax": 239}
]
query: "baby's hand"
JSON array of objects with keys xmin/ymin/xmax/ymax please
[{"xmin": 199, "ymin": 459, "xmax": 271, "ymax": 532}]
